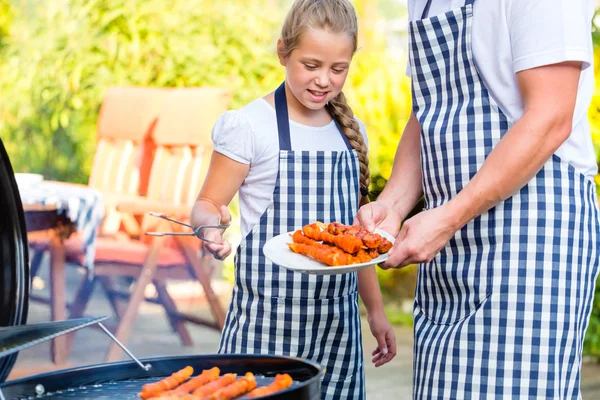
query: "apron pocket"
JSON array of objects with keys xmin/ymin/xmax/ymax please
[
  {"xmin": 414, "ymin": 249, "xmax": 492, "ymax": 325},
  {"xmin": 414, "ymin": 291, "xmax": 492, "ymax": 326},
  {"xmin": 270, "ymin": 293, "xmax": 362, "ymax": 374}
]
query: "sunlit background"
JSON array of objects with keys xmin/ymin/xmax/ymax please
[{"xmin": 1, "ymin": 0, "xmax": 600, "ymax": 359}]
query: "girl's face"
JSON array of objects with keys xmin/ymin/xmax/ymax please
[{"xmin": 279, "ymin": 28, "xmax": 354, "ymax": 115}]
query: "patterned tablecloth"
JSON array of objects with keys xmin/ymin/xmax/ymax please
[{"xmin": 18, "ymin": 181, "xmax": 105, "ymax": 273}]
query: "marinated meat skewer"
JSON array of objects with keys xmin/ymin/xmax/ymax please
[
  {"xmin": 327, "ymin": 222, "xmax": 393, "ymax": 253},
  {"xmin": 289, "ymin": 226, "xmax": 388, "ymax": 267},
  {"xmin": 302, "ymin": 223, "xmax": 363, "ymax": 253},
  {"xmin": 288, "ymin": 242, "xmax": 354, "ymax": 266}
]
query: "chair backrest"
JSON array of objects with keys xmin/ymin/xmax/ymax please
[
  {"xmin": 88, "ymin": 86, "xmax": 171, "ymax": 196},
  {"xmin": 145, "ymin": 87, "xmax": 231, "ymax": 208}
]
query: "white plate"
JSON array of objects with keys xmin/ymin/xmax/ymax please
[{"xmin": 263, "ymin": 228, "xmax": 395, "ymax": 275}]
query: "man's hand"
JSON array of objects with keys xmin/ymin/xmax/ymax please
[{"xmin": 380, "ymin": 203, "xmax": 458, "ymax": 269}]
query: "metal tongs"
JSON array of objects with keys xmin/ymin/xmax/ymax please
[{"xmin": 145, "ymin": 212, "xmax": 230, "ymax": 244}]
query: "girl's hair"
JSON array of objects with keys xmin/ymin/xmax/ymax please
[{"xmin": 279, "ymin": 0, "xmax": 370, "ymax": 203}]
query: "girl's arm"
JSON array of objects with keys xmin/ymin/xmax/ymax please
[
  {"xmin": 190, "ymin": 151, "xmax": 249, "ymax": 259},
  {"xmin": 358, "ymin": 266, "xmax": 397, "ymax": 367},
  {"xmin": 358, "ymin": 267, "xmax": 384, "ymax": 315},
  {"xmin": 355, "ymin": 112, "xmax": 423, "ymax": 235}
]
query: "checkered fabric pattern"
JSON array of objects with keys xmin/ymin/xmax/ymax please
[
  {"xmin": 19, "ymin": 181, "xmax": 105, "ymax": 272},
  {"xmin": 218, "ymin": 84, "xmax": 365, "ymax": 399},
  {"xmin": 409, "ymin": 1, "xmax": 600, "ymax": 398}
]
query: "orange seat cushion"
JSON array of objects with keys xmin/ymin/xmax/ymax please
[
  {"xmin": 30, "ymin": 232, "xmax": 194, "ymax": 268},
  {"xmin": 62, "ymin": 236, "xmax": 189, "ymax": 268}
]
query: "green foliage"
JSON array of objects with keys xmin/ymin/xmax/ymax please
[
  {"xmin": 2, "ymin": 1, "xmax": 600, "ymax": 336},
  {"xmin": 0, "ymin": 0, "xmax": 283, "ymax": 182},
  {"xmin": 583, "ymin": 51, "xmax": 600, "ymax": 360},
  {"xmin": 345, "ymin": 48, "xmax": 412, "ymax": 196},
  {"xmin": 0, "ymin": 0, "xmax": 12, "ymax": 51},
  {"xmin": 582, "ymin": 16, "xmax": 600, "ymax": 357}
]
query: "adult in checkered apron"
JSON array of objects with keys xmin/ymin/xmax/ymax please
[
  {"xmin": 356, "ymin": 0, "xmax": 600, "ymax": 398},
  {"xmin": 190, "ymin": 1, "xmax": 398, "ymax": 398}
]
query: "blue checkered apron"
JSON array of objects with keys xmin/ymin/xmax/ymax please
[
  {"xmin": 218, "ymin": 83, "xmax": 365, "ymax": 399},
  {"xmin": 410, "ymin": 0, "xmax": 600, "ymax": 398}
]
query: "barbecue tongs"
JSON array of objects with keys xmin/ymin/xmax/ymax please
[{"xmin": 145, "ymin": 212, "xmax": 230, "ymax": 243}]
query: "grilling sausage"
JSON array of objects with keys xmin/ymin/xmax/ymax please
[
  {"xmin": 206, "ymin": 372, "xmax": 256, "ymax": 400},
  {"xmin": 246, "ymin": 373, "xmax": 293, "ymax": 398},
  {"xmin": 191, "ymin": 373, "xmax": 237, "ymax": 397},
  {"xmin": 171, "ymin": 367, "xmax": 220, "ymax": 394},
  {"xmin": 139, "ymin": 366, "xmax": 194, "ymax": 399}
]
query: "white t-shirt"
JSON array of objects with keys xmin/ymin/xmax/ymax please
[
  {"xmin": 212, "ymin": 98, "xmax": 368, "ymax": 236},
  {"xmin": 407, "ymin": 0, "xmax": 598, "ymax": 178}
]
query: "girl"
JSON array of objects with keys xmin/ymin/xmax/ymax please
[{"xmin": 190, "ymin": 0, "xmax": 396, "ymax": 398}]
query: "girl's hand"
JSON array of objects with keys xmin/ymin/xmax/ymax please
[
  {"xmin": 201, "ymin": 205, "xmax": 232, "ymax": 261},
  {"xmin": 367, "ymin": 310, "xmax": 397, "ymax": 367},
  {"xmin": 381, "ymin": 203, "xmax": 458, "ymax": 270}
]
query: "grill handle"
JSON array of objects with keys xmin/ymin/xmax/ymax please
[{"xmin": 97, "ymin": 323, "xmax": 151, "ymax": 372}]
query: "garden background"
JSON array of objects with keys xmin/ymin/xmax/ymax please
[{"xmin": 1, "ymin": 0, "xmax": 600, "ymax": 357}]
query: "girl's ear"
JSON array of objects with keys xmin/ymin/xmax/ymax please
[{"xmin": 277, "ymin": 39, "xmax": 287, "ymax": 67}]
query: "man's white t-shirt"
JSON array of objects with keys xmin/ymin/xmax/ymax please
[
  {"xmin": 407, "ymin": 0, "xmax": 598, "ymax": 178},
  {"xmin": 212, "ymin": 98, "xmax": 368, "ymax": 236}
]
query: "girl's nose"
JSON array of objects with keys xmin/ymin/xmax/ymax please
[{"xmin": 315, "ymin": 70, "xmax": 330, "ymax": 88}]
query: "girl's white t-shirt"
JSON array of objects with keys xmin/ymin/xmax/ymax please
[
  {"xmin": 407, "ymin": 0, "xmax": 598, "ymax": 178},
  {"xmin": 212, "ymin": 98, "xmax": 368, "ymax": 237}
]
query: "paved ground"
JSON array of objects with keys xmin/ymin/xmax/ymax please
[{"xmin": 7, "ymin": 261, "xmax": 600, "ymax": 399}]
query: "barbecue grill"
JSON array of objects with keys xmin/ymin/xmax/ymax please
[
  {"xmin": 0, "ymin": 137, "xmax": 325, "ymax": 399},
  {"xmin": 0, "ymin": 353, "xmax": 323, "ymax": 400}
]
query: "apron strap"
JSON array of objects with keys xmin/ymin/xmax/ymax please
[
  {"xmin": 274, "ymin": 82, "xmax": 292, "ymax": 151},
  {"xmin": 421, "ymin": 0, "xmax": 433, "ymax": 19},
  {"xmin": 421, "ymin": 0, "xmax": 476, "ymax": 19},
  {"xmin": 274, "ymin": 82, "xmax": 354, "ymax": 152}
]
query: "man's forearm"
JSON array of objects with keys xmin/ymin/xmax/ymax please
[{"xmin": 377, "ymin": 113, "xmax": 424, "ymax": 220}]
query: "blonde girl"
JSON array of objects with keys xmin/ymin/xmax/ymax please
[{"xmin": 191, "ymin": 1, "xmax": 396, "ymax": 397}]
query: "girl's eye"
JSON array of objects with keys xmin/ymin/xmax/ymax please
[
  {"xmin": 304, "ymin": 64, "xmax": 317, "ymax": 70},
  {"xmin": 332, "ymin": 68, "xmax": 346, "ymax": 74}
]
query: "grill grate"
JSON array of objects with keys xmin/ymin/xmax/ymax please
[{"xmin": 15, "ymin": 376, "xmax": 302, "ymax": 399}]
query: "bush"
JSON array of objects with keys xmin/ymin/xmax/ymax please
[
  {"xmin": 0, "ymin": 0, "xmax": 284, "ymax": 183},
  {"xmin": 583, "ymin": 46, "xmax": 600, "ymax": 359},
  {"xmin": 0, "ymin": 0, "xmax": 412, "ymax": 193},
  {"xmin": 0, "ymin": 0, "xmax": 12, "ymax": 52}
]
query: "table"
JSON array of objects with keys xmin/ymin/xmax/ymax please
[
  {"xmin": 19, "ymin": 182, "xmax": 105, "ymax": 365},
  {"xmin": 20, "ymin": 181, "xmax": 105, "ymax": 273}
]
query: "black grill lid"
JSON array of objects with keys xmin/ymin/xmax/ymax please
[
  {"xmin": 0, "ymin": 136, "xmax": 30, "ymax": 383},
  {"xmin": 0, "ymin": 317, "xmax": 108, "ymax": 359}
]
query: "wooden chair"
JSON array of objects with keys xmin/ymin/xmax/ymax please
[
  {"xmin": 29, "ymin": 86, "xmax": 171, "ymax": 270},
  {"xmin": 88, "ymin": 86, "xmax": 172, "ymax": 237},
  {"xmin": 28, "ymin": 86, "xmax": 171, "ymax": 320},
  {"xmin": 66, "ymin": 87, "xmax": 232, "ymax": 362}
]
